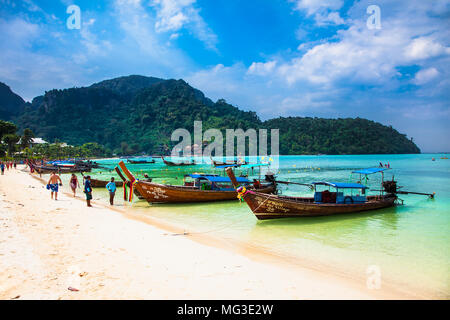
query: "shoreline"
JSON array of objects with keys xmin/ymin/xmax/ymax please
[{"xmin": 0, "ymin": 166, "xmax": 431, "ymax": 299}]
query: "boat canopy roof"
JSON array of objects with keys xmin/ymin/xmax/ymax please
[
  {"xmin": 215, "ymin": 164, "xmax": 241, "ymax": 168},
  {"xmin": 311, "ymin": 181, "xmax": 368, "ymax": 189},
  {"xmin": 239, "ymin": 163, "xmax": 270, "ymax": 168},
  {"xmin": 188, "ymin": 174, "xmax": 249, "ymax": 183},
  {"xmin": 352, "ymin": 167, "xmax": 388, "ymax": 175},
  {"xmin": 48, "ymin": 160, "xmax": 73, "ymax": 164},
  {"xmin": 47, "ymin": 161, "xmax": 75, "ymax": 166}
]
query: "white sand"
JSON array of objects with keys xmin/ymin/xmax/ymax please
[{"xmin": 0, "ymin": 166, "xmax": 416, "ymax": 299}]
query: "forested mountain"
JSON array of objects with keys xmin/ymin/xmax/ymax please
[
  {"xmin": 0, "ymin": 82, "xmax": 26, "ymax": 120},
  {"xmin": 89, "ymin": 75, "xmax": 165, "ymax": 99},
  {"xmin": 0, "ymin": 75, "xmax": 420, "ymax": 155},
  {"xmin": 264, "ymin": 117, "xmax": 420, "ymax": 155}
]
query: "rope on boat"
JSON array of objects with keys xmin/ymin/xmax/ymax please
[{"xmin": 252, "ymin": 193, "xmax": 277, "ymax": 213}]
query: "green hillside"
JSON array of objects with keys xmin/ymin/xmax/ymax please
[
  {"xmin": 0, "ymin": 82, "xmax": 26, "ymax": 120},
  {"xmin": 0, "ymin": 75, "xmax": 420, "ymax": 155}
]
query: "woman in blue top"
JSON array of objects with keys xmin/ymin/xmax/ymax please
[
  {"xmin": 105, "ymin": 177, "xmax": 117, "ymax": 205},
  {"xmin": 84, "ymin": 175, "xmax": 93, "ymax": 207}
]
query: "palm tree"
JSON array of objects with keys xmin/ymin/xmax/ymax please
[
  {"xmin": 3, "ymin": 134, "xmax": 20, "ymax": 156},
  {"xmin": 21, "ymin": 128, "xmax": 35, "ymax": 150}
]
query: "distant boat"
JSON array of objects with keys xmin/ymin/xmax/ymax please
[
  {"xmin": 27, "ymin": 160, "xmax": 92, "ymax": 174},
  {"xmin": 162, "ymin": 156, "xmax": 196, "ymax": 166},
  {"xmin": 127, "ymin": 159, "xmax": 155, "ymax": 164},
  {"xmin": 210, "ymin": 156, "xmax": 248, "ymax": 167}
]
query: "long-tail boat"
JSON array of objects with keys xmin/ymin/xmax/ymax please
[
  {"xmin": 127, "ymin": 159, "xmax": 156, "ymax": 164},
  {"xmin": 210, "ymin": 157, "xmax": 240, "ymax": 167},
  {"xmin": 27, "ymin": 160, "xmax": 92, "ymax": 174},
  {"xmin": 80, "ymin": 172, "xmax": 122, "ymax": 188},
  {"xmin": 162, "ymin": 156, "xmax": 196, "ymax": 166},
  {"xmin": 226, "ymin": 167, "xmax": 400, "ymax": 220},
  {"xmin": 210, "ymin": 156, "xmax": 249, "ymax": 167},
  {"xmin": 117, "ymin": 161, "xmax": 276, "ymax": 203}
]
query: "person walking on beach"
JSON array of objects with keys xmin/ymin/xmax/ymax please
[
  {"xmin": 47, "ymin": 172, "xmax": 62, "ymax": 200},
  {"xmin": 84, "ymin": 175, "xmax": 93, "ymax": 207},
  {"xmin": 106, "ymin": 177, "xmax": 117, "ymax": 205},
  {"xmin": 0, "ymin": 162, "xmax": 4, "ymax": 175},
  {"xmin": 69, "ymin": 174, "xmax": 80, "ymax": 197}
]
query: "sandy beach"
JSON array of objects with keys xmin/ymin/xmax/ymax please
[{"xmin": 0, "ymin": 166, "xmax": 418, "ymax": 300}]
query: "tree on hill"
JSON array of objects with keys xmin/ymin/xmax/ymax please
[
  {"xmin": 20, "ymin": 128, "xmax": 35, "ymax": 150},
  {"xmin": 0, "ymin": 120, "xmax": 17, "ymax": 139},
  {"xmin": 3, "ymin": 133, "xmax": 20, "ymax": 156}
]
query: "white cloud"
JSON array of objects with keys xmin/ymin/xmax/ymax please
[
  {"xmin": 291, "ymin": 0, "xmax": 344, "ymax": 26},
  {"xmin": 314, "ymin": 11, "xmax": 345, "ymax": 26},
  {"xmin": 79, "ymin": 19, "xmax": 112, "ymax": 57},
  {"xmin": 169, "ymin": 33, "xmax": 180, "ymax": 40},
  {"xmin": 186, "ymin": 64, "xmax": 244, "ymax": 97},
  {"xmin": 405, "ymin": 37, "xmax": 450, "ymax": 61},
  {"xmin": 0, "ymin": 18, "xmax": 87, "ymax": 100},
  {"xmin": 276, "ymin": 23, "xmax": 409, "ymax": 85},
  {"xmin": 292, "ymin": 0, "xmax": 343, "ymax": 15},
  {"xmin": 413, "ymin": 67, "xmax": 440, "ymax": 85},
  {"xmin": 151, "ymin": 0, "xmax": 218, "ymax": 50},
  {"xmin": 251, "ymin": 1, "xmax": 450, "ymax": 88},
  {"xmin": 113, "ymin": 0, "xmax": 187, "ymax": 68},
  {"xmin": 247, "ymin": 61, "xmax": 277, "ymax": 76}
]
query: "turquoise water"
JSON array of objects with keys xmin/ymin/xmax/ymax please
[{"xmin": 79, "ymin": 154, "xmax": 449, "ymax": 297}]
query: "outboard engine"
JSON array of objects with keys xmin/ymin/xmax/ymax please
[
  {"xmin": 382, "ymin": 179, "xmax": 397, "ymax": 194},
  {"xmin": 265, "ymin": 173, "xmax": 276, "ymax": 183}
]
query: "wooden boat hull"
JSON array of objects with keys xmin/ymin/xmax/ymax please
[
  {"xmin": 211, "ymin": 158, "xmax": 248, "ymax": 167},
  {"xmin": 33, "ymin": 165, "xmax": 91, "ymax": 174},
  {"xmin": 134, "ymin": 189, "xmax": 145, "ymax": 200},
  {"xmin": 89, "ymin": 179, "xmax": 122, "ymax": 188},
  {"xmin": 134, "ymin": 181, "xmax": 276, "ymax": 203},
  {"xmin": 127, "ymin": 160, "xmax": 155, "ymax": 164},
  {"xmin": 241, "ymin": 192, "xmax": 397, "ymax": 219},
  {"xmin": 163, "ymin": 159, "xmax": 196, "ymax": 166}
]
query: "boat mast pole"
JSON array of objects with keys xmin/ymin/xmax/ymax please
[
  {"xmin": 226, "ymin": 167, "xmax": 239, "ymax": 188},
  {"xmin": 381, "ymin": 171, "xmax": 384, "ymax": 196}
]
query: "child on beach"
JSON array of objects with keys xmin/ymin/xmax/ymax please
[
  {"xmin": 69, "ymin": 174, "xmax": 80, "ymax": 197},
  {"xmin": 47, "ymin": 172, "xmax": 63, "ymax": 200},
  {"xmin": 106, "ymin": 177, "xmax": 117, "ymax": 205},
  {"xmin": 84, "ymin": 176, "xmax": 93, "ymax": 207}
]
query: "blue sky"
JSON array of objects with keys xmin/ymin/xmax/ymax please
[{"xmin": 0, "ymin": 0, "xmax": 449, "ymax": 152}]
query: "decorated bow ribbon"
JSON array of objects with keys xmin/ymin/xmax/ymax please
[{"xmin": 236, "ymin": 186, "xmax": 247, "ymax": 202}]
